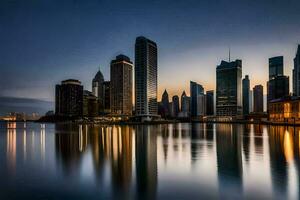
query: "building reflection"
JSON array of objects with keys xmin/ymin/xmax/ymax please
[
  {"xmin": 190, "ymin": 123, "xmax": 205, "ymax": 163},
  {"xmin": 253, "ymin": 125, "xmax": 263, "ymax": 155},
  {"xmin": 216, "ymin": 124, "xmax": 243, "ymax": 198},
  {"xmin": 268, "ymin": 126, "xmax": 289, "ymax": 197},
  {"xmin": 135, "ymin": 125, "xmax": 157, "ymax": 200},
  {"xmin": 7, "ymin": 122, "xmax": 17, "ymax": 173},
  {"xmin": 242, "ymin": 124, "xmax": 251, "ymax": 163},
  {"xmin": 55, "ymin": 124, "xmax": 134, "ymax": 189}
]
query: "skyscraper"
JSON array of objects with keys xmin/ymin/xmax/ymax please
[
  {"xmin": 269, "ymin": 56, "xmax": 283, "ymax": 80},
  {"xmin": 267, "ymin": 56, "xmax": 289, "ymax": 107},
  {"xmin": 242, "ymin": 75, "xmax": 250, "ymax": 115},
  {"xmin": 110, "ymin": 55, "xmax": 133, "ymax": 115},
  {"xmin": 135, "ymin": 36, "xmax": 158, "ymax": 120},
  {"xmin": 55, "ymin": 79, "xmax": 83, "ymax": 117},
  {"xmin": 216, "ymin": 60, "xmax": 242, "ymax": 116},
  {"xmin": 253, "ymin": 85, "xmax": 264, "ymax": 113},
  {"xmin": 160, "ymin": 89, "xmax": 170, "ymax": 118},
  {"xmin": 180, "ymin": 91, "xmax": 190, "ymax": 117},
  {"xmin": 172, "ymin": 95, "xmax": 180, "ymax": 117},
  {"xmin": 206, "ymin": 90, "xmax": 214, "ymax": 116},
  {"xmin": 293, "ymin": 45, "xmax": 300, "ymax": 96},
  {"xmin": 92, "ymin": 70, "xmax": 104, "ymax": 112},
  {"xmin": 190, "ymin": 81, "xmax": 204, "ymax": 117}
]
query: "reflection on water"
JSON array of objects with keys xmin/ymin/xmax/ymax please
[{"xmin": 0, "ymin": 122, "xmax": 300, "ymax": 199}]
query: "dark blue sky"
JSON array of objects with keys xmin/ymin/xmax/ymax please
[{"xmin": 1, "ymin": 0, "xmax": 300, "ymax": 101}]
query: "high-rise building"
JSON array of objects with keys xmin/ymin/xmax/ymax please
[
  {"xmin": 103, "ymin": 81, "xmax": 111, "ymax": 113},
  {"xmin": 172, "ymin": 95, "xmax": 180, "ymax": 117},
  {"xmin": 216, "ymin": 60, "xmax": 242, "ymax": 116},
  {"xmin": 135, "ymin": 36, "xmax": 158, "ymax": 120},
  {"xmin": 160, "ymin": 89, "xmax": 170, "ymax": 118},
  {"xmin": 267, "ymin": 56, "xmax": 289, "ymax": 107},
  {"xmin": 55, "ymin": 79, "xmax": 83, "ymax": 117},
  {"xmin": 242, "ymin": 75, "xmax": 250, "ymax": 115},
  {"xmin": 253, "ymin": 85, "xmax": 264, "ymax": 113},
  {"xmin": 92, "ymin": 70, "xmax": 105, "ymax": 113},
  {"xmin": 249, "ymin": 90, "xmax": 253, "ymax": 113},
  {"xmin": 180, "ymin": 91, "xmax": 190, "ymax": 117},
  {"xmin": 293, "ymin": 45, "xmax": 300, "ymax": 96},
  {"xmin": 267, "ymin": 75, "xmax": 289, "ymax": 101},
  {"xmin": 197, "ymin": 94, "xmax": 206, "ymax": 116},
  {"xmin": 110, "ymin": 55, "xmax": 133, "ymax": 115},
  {"xmin": 206, "ymin": 90, "xmax": 214, "ymax": 116},
  {"xmin": 269, "ymin": 56, "xmax": 283, "ymax": 80},
  {"xmin": 190, "ymin": 81, "xmax": 204, "ymax": 117}
]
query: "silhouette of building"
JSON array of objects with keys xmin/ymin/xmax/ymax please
[
  {"xmin": 216, "ymin": 60, "xmax": 242, "ymax": 116},
  {"xmin": 267, "ymin": 56, "xmax": 289, "ymax": 108},
  {"xmin": 206, "ymin": 90, "xmax": 214, "ymax": 115},
  {"xmin": 197, "ymin": 93, "xmax": 206, "ymax": 116},
  {"xmin": 269, "ymin": 56, "xmax": 284, "ymax": 80},
  {"xmin": 253, "ymin": 85, "xmax": 264, "ymax": 113},
  {"xmin": 110, "ymin": 55, "xmax": 133, "ymax": 115},
  {"xmin": 293, "ymin": 45, "xmax": 300, "ymax": 96},
  {"xmin": 160, "ymin": 89, "xmax": 170, "ymax": 118},
  {"xmin": 103, "ymin": 81, "xmax": 111, "ymax": 113},
  {"xmin": 92, "ymin": 70, "xmax": 104, "ymax": 112},
  {"xmin": 179, "ymin": 91, "xmax": 190, "ymax": 117},
  {"xmin": 55, "ymin": 79, "xmax": 83, "ymax": 117},
  {"xmin": 135, "ymin": 36, "xmax": 158, "ymax": 120},
  {"xmin": 172, "ymin": 95, "xmax": 180, "ymax": 117},
  {"xmin": 242, "ymin": 75, "xmax": 250, "ymax": 115},
  {"xmin": 190, "ymin": 81, "xmax": 204, "ymax": 117},
  {"xmin": 267, "ymin": 76, "xmax": 289, "ymax": 102},
  {"xmin": 83, "ymin": 90, "xmax": 98, "ymax": 117}
]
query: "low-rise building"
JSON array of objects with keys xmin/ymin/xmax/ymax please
[{"xmin": 269, "ymin": 96, "xmax": 300, "ymax": 122}]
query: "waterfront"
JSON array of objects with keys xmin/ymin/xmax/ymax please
[{"xmin": 0, "ymin": 122, "xmax": 299, "ymax": 199}]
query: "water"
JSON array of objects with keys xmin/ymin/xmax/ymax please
[{"xmin": 0, "ymin": 122, "xmax": 299, "ymax": 200}]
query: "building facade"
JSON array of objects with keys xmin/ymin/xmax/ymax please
[
  {"xmin": 267, "ymin": 75, "xmax": 289, "ymax": 102},
  {"xmin": 216, "ymin": 60, "xmax": 242, "ymax": 116},
  {"xmin": 269, "ymin": 96, "xmax": 300, "ymax": 122},
  {"xmin": 172, "ymin": 95, "xmax": 180, "ymax": 117},
  {"xmin": 206, "ymin": 90, "xmax": 214, "ymax": 115},
  {"xmin": 55, "ymin": 79, "xmax": 83, "ymax": 117},
  {"xmin": 242, "ymin": 75, "xmax": 250, "ymax": 115},
  {"xmin": 103, "ymin": 81, "xmax": 111, "ymax": 113},
  {"xmin": 190, "ymin": 81, "xmax": 204, "ymax": 117},
  {"xmin": 135, "ymin": 36, "xmax": 158, "ymax": 120},
  {"xmin": 83, "ymin": 90, "xmax": 98, "ymax": 117},
  {"xmin": 180, "ymin": 91, "xmax": 190, "ymax": 117},
  {"xmin": 293, "ymin": 45, "xmax": 300, "ymax": 96},
  {"xmin": 269, "ymin": 56, "xmax": 283, "ymax": 80},
  {"xmin": 160, "ymin": 89, "xmax": 170, "ymax": 118},
  {"xmin": 110, "ymin": 55, "xmax": 133, "ymax": 115},
  {"xmin": 253, "ymin": 85, "xmax": 264, "ymax": 113}
]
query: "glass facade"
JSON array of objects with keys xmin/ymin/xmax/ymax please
[
  {"xmin": 216, "ymin": 60, "xmax": 242, "ymax": 116},
  {"xmin": 269, "ymin": 56, "xmax": 283, "ymax": 80},
  {"xmin": 293, "ymin": 45, "xmax": 300, "ymax": 96},
  {"xmin": 135, "ymin": 36, "xmax": 158, "ymax": 118},
  {"xmin": 190, "ymin": 81, "xmax": 204, "ymax": 117}
]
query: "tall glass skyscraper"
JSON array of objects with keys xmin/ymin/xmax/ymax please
[
  {"xmin": 293, "ymin": 45, "xmax": 300, "ymax": 96},
  {"xmin": 242, "ymin": 75, "xmax": 250, "ymax": 115},
  {"xmin": 216, "ymin": 60, "xmax": 242, "ymax": 116},
  {"xmin": 253, "ymin": 85, "xmax": 264, "ymax": 113},
  {"xmin": 135, "ymin": 36, "xmax": 158, "ymax": 120}
]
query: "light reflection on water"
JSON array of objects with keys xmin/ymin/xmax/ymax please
[{"xmin": 0, "ymin": 122, "xmax": 299, "ymax": 199}]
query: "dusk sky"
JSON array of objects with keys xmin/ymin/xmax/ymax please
[{"xmin": 1, "ymin": 0, "xmax": 300, "ymax": 101}]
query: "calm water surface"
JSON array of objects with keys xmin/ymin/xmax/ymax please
[{"xmin": 0, "ymin": 122, "xmax": 299, "ymax": 199}]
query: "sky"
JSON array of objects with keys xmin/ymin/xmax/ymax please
[{"xmin": 1, "ymin": 0, "xmax": 300, "ymax": 101}]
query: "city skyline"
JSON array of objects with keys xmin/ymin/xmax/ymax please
[{"xmin": 1, "ymin": 1, "xmax": 300, "ymax": 101}]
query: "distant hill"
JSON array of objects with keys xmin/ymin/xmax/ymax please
[{"xmin": 0, "ymin": 96, "xmax": 53, "ymax": 116}]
